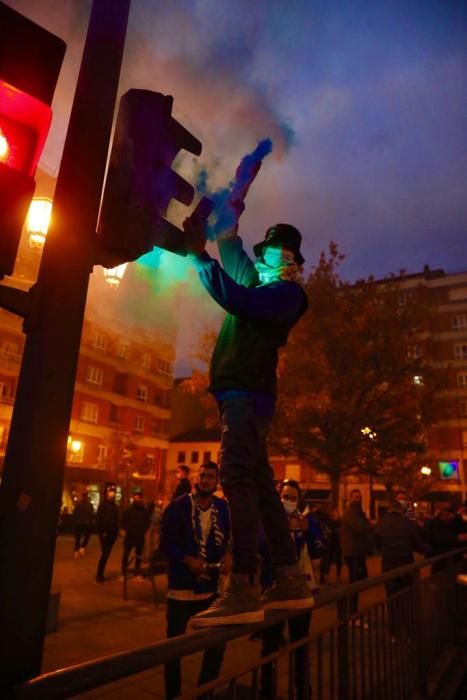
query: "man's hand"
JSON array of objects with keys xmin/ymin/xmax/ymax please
[
  {"xmin": 183, "ymin": 555, "xmax": 205, "ymax": 574},
  {"xmin": 183, "ymin": 216, "xmax": 207, "ymax": 258}
]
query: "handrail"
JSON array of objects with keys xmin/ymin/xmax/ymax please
[{"xmin": 15, "ymin": 547, "xmax": 467, "ymax": 698}]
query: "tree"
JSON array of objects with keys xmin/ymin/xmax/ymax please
[{"xmin": 272, "ymin": 243, "xmax": 442, "ymax": 507}]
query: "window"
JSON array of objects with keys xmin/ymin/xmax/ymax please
[
  {"xmin": 454, "ymin": 343, "xmax": 467, "ymax": 360},
  {"xmin": 452, "ymin": 315, "xmax": 467, "ymax": 330},
  {"xmin": 398, "ymin": 291, "xmax": 415, "ymax": 306},
  {"xmin": 457, "ymin": 373, "xmax": 467, "ymax": 389},
  {"xmin": 116, "ymin": 341, "xmax": 129, "ymax": 359},
  {"xmin": 449, "ymin": 288, "xmax": 467, "ymax": 303},
  {"xmin": 109, "ymin": 404, "xmax": 119, "ymax": 423},
  {"xmin": 459, "ymin": 401, "xmax": 467, "ymax": 417},
  {"xmin": 191, "ymin": 451, "xmax": 199, "ymax": 464},
  {"xmin": 97, "ymin": 444, "xmax": 108, "ymax": 464},
  {"xmin": 92, "ymin": 331, "xmax": 108, "ymax": 352},
  {"xmin": 0, "ymin": 381, "xmax": 14, "ymax": 404},
  {"xmin": 203, "ymin": 451, "xmax": 212, "ymax": 463},
  {"xmin": 81, "ymin": 402, "xmax": 99, "ymax": 424},
  {"xmin": 134, "ymin": 415, "xmax": 145, "ymax": 433},
  {"xmin": 157, "ymin": 358, "xmax": 173, "ymax": 376},
  {"xmin": 408, "ymin": 344, "xmax": 422, "ymax": 359},
  {"xmin": 1, "ymin": 339, "xmax": 19, "ymax": 356},
  {"xmin": 136, "ymin": 385, "xmax": 148, "ymax": 402},
  {"xmin": 142, "ymin": 353, "xmax": 151, "ymax": 369},
  {"xmin": 177, "ymin": 451, "xmax": 186, "ymax": 463},
  {"xmin": 85, "ymin": 365, "xmax": 103, "ymax": 386}
]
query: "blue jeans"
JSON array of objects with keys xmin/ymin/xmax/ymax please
[{"xmin": 218, "ymin": 396, "xmax": 297, "ymax": 575}]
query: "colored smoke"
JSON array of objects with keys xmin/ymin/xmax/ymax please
[{"xmin": 196, "ymin": 138, "xmax": 273, "ymax": 240}]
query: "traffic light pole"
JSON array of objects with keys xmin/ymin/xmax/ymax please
[{"xmin": 0, "ymin": 0, "xmax": 131, "ymax": 686}]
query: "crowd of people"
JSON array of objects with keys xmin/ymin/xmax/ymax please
[{"xmin": 65, "ymin": 470, "xmax": 467, "ymax": 699}]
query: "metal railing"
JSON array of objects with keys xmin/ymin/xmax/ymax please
[{"xmin": 14, "ymin": 548, "xmax": 467, "ymax": 699}]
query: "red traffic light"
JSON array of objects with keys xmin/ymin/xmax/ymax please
[{"xmin": 0, "ymin": 79, "xmax": 52, "ymax": 176}]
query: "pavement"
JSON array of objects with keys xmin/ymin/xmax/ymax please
[{"xmin": 41, "ymin": 535, "xmax": 386, "ymax": 698}]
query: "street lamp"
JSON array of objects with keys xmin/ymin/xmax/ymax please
[
  {"xmin": 103, "ymin": 262, "xmax": 127, "ymax": 288},
  {"xmin": 27, "ymin": 197, "xmax": 52, "ymax": 248},
  {"xmin": 420, "ymin": 465, "xmax": 432, "ymax": 476}
]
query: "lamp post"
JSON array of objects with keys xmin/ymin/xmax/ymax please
[
  {"xmin": 27, "ymin": 196, "xmax": 52, "ymax": 248},
  {"xmin": 361, "ymin": 426, "xmax": 377, "ymax": 519}
]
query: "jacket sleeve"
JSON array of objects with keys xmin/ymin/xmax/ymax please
[
  {"xmin": 160, "ymin": 502, "xmax": 187, "ymax": 564},
  {"xmin": 193, "ymin": 252, "xmax": 306, "ymax": 324},
  {"xmin": 217, "ymin": 235, "xmax": 258, "ymax": 286}
]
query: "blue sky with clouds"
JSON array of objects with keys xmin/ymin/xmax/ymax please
[{"xmin": 5, "ymin": 0, "xmax": 467, "ymax": 368}]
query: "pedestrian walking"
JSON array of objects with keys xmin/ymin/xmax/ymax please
[
  {"xmin": 183, "ymin": 196, "xmax": 311, "ymax": 628},
  {"xmin": 395, "ymin": 488, "xmax": 416, "ymax": 521},
  {"xmin": 119, "ymin": 488, "xmax": 150, "ymax": 581},
  {"xmin": 340, "ymin": 489, "xmax": 372, "ymax": 615},
  {"xmin": 160, "ymin": 461, "xmax": 230, "ymax": 699},
  {"xmin": 72, "ymin": 491, "xmax": 94, "ymax": 558},
  {"xmin": 95, "ymin": 482, "xmax": 119, "ymax": 583}
]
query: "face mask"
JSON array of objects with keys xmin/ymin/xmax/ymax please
[{"xmin": 282, "ymin": 500, "xmax": 297, "ymax": 515}]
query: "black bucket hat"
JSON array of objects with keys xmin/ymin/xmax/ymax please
[{"xmin": 253, "ymin": 223, "xmax": 305, "ymax": 265}]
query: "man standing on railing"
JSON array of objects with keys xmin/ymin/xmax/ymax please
[
  {"xmin": 340, "ymin": 489, "xmax": 372, "ymax": 616},
  {"xmin": 182, "ymin": 199, "xmax": 312, "ymax": 628},
  {"xmin": 160, "ymin": 461, "xmax": 231, "ymax": 699}
]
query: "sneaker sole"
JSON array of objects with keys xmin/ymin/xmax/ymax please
[
  {"xmin": 262, "ymin": 598, "xmax": 314, "ymax": 610},
  {"xmin": 191, "ymin": 610, "xmax": 265, "ymax": 627}
]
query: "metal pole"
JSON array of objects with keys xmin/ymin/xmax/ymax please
[{"xmin": 0, "ymin": 0, "xmax": 131, "ymax": 685}]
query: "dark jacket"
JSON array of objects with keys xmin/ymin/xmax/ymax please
[
  {"xmin": 160, "ymin": 493, "xmax": 230, "ymax": 594},
  {"xmin": 340, "ymin": 502, "xmax": 372, "ymax": 557},
  {"xmin": 121, "ymin": 502, "xmax": 150, "ymax": 540},
  {"xmin": 424, "ymin": 517, "xmax": 458, "ymax": 557},
  {"xmin": 375, "ymin": 511, "xmax": 429, "ymax": 571},
  {"xmin": 172, "ymin": 478, "xmax": 192, "ymax": 500},
  {"xmin": 193, "ymin": 237, "xmax": 308, "ymax": 399},
  {"xmin": 96, "ymin": 498, "xmax": 119, "ymax": 534},
  {"xmin": 73, "ymin": 499, "xmax": 94, "ymax": 526}
]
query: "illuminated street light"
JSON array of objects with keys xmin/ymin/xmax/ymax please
[
  {"xmin": 0, "ymin": 128, "xmax": 9, "ymax": 160},
  {"xmin": 361, "ymin": 426, "xmax": 377, "ymax": 440},
  {"xmin": 420, "ymin": 465, "xmax": 432, "ymax": 476},
  {"xmin": 27, "ymin": 197, "xmax": 52, "ymax": 248},
  {"xmin": 103, "ymin": 262, "xmax": 127, "ymax": 288},
  {"xmin": 67, "ymin": 436, "xmax": 82, "ymax": 454}
]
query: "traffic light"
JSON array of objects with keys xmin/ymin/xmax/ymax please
[
  {"xmin": 97, "ymin": 90, "xmax": 205, "ymax": 267},
  {"xmin": 0, "ymin": 2, "xmax": 65, "ymax": 278},
  {"xmin": 438, "ymin": 461, "xmax": 459, "ymax": 480}
]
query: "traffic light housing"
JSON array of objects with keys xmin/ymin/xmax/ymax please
[
  {"xmin": 0, "ymin": 2, "xmax": 65, "ymax": 278},
  {"xmin": 97, "ymin": 90, "xmax": 203, "ymax": 267}
]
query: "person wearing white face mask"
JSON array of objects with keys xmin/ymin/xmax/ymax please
[
  {"xmin": 183, "ymin": 206, "xmax": 309, "ymax": 628},
  {"xmin": 258, "ymin": 479, "xmax": 323, "ymax": 700}
]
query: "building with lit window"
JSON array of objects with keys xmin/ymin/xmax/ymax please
[{"xmin": 0, "ymin": 168, "xmax": 176, "ymax": 510}]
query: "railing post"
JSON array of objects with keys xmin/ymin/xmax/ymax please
[{"xmin": 336, "ymin": 595, "xmax": 350, "ymax": 700}]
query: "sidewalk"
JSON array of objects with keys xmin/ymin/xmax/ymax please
[{"xmin": 42, "ymin": 536, "xmax": 385, "ymax": 698}]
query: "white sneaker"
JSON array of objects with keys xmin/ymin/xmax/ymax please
[
  {"xmin": 134, "ymin": 575, "xmax": 145, "ymax": 583},
  {"xmin": 118, "ymin": 575, "xmax": 125, "ymax": 582},
  {"xmin": 79, "ymin": 547, "xmax": 85, "ymax": 557},
  {"xmin": 73, "ymin": 551, "xmax": 80, "ymax": 559}
]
